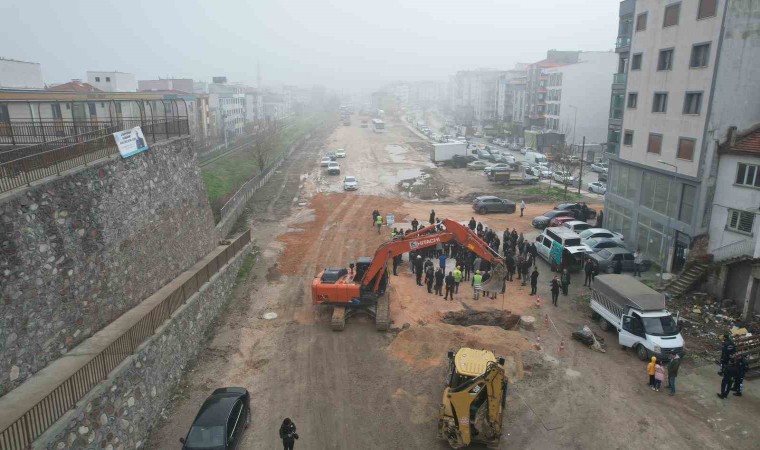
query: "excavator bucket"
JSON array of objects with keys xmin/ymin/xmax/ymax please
[{"xmin": 480, "ymin": 261, "xmax": 507, "ymax": 294}]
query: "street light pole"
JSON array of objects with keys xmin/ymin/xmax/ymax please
[
  {"xmin": 657, "ymin": 160, "xmax": 678, "ymax": 287},
  {"xmin": 568, "ymin": 105, "xmax": 578, "ymax": 149}
]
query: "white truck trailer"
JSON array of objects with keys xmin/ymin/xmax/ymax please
[
  {"xmin": 430, "ymin": 142, "xmax": 467, "ymax": 163},
  {"xmin": 591, "ymin": 275, "xmax": 684, "ymax": 361}
]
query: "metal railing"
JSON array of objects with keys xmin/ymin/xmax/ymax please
[
  {"xmin": 0, "ymin": 230, "xmax": 250, "ymax": 450},
  {"xmin": 712, "ymin": 239, "xmax": 756, "ymax": 262},
  {"xmin": 616, "ymin": 36, "xmax": 631, "ymax": 48},
  {"xmin": 0, "ymin": 117, "xmax": 189, "ymax": 195},
  {"xmin": 612, "ymin": 73, "xmax": 627, "ymax": 85},
  {"xmin": 0, "ymin": 119, "xmax": 123, "ymax": 146}
]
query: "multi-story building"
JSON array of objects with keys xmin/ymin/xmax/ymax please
[
  {"xmin": 86, "ymin": 71, "xmax": 137, "ymax": 92},
  {"xmin": 607, "ymin": 0, "xmax": 636, "ymax": 155},
  {"xmin": 496, "ymin": 68, "xmax": 528, "ymax": 123},
  {"xmin": 524, "ymin": 51, "xmax": 580, "ymax": 129},
  {"xmin": 605, "ymin": 0, "xmax": 760, "ymax": 274},
  {"xmin": 543, "ymin": 51, "xmax": 618, "ymax": 146},
  {"xmin": 244, "ymin": 88, "xmax": 264, "ymax": 123},
  {"xmin": 450, "ymin": 69, "xmax": 504, "ymax": 125},
  {"xmin": 0, "ymin": 58, "xmax": 44, "ymax": 89},
  {"xmin": 138, "ymin": 78, "xmax": 194, "ymax": 93},
  {"xmin": 208, "ymin": 80, "xmax": 245, "ymax": 138}
]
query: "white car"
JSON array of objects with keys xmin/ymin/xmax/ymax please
[
  {"xmin": 552, "ymin": 171, "xmax": 576, "ymax": 184},
  {"xmin": 327, "ymin": 161, "xmax": 341, "ymax": 175},
  {"xmin": 579, "ymin": 228, "xmax": 625, "ymax": 244},
  {"xmin": 520, "ymin": 147, "xmax": 532, "ymax": 155},
  {"xmin": 562, "ymin": 220, "xmax": 593, "ymax": 233},
  {"xmin": 588, "ymin": 181, "xmax": 607, "ymax": 194},
  {"xmin": 525, "ymin": 165, "xmax": 552, "ymax": 178},
  {"xmin": 335, "ymin": 149, "xmax": 347, "ymax": 158},
  {"xmin": 591, "ymin": 162, "xmax": 608, "ymax": 173},
  {"xmin": 320, "ymin": 157, "xmax": 332, "ymax": 167},
  {"xmin": 343, "ymin": 175, "xmax": 358, "ymax": 190}
]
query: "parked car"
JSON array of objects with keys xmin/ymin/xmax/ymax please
[
  {"xmin": 591, "ymin": 162, "xmax": 608, "ymax": 173},
  {"xmin": 320, "ymin": 157, "xmax": 332, "ymax": 167},
  {"xmin": 583, "ymin": 237, "xmax": 626, "ymax": 253},
  {"xmin": 532, "ymin": 210, "xmax": 578, "ymax": 229},
  {"xmin": 472, "ymin": 196, "xmax": 516, "ymax": 214},
  {"xmin": 484, "ymin": 163, "xmax": 512, "ymax": 173},
  {"xmin": 335, "ymin": 148, "xmax": 347, "ymax": 158},
  {"xmin": 476, "ymin": 149, "xmax": 491, "ymax": 159},
  {"xmin": 562, "ymin": 220, "xmax": 593, "ymax": 233},
  {"xmin": 598, "ymin": 172, "xmax": 608, "ymax": 183},
  {"xmin": 467, "ymin": 160, "xmax": 490, "ymax": 170},
  {"xmin": 589, "ymin": 247, "xmax": 650, "ymax": 273},
  {"xmin": 552, "ymin": 171, "xmax": 576, "ymax": 184},
  {"xmin": 579, "ymin": 227, "xmax": 625, "ymax": 244},
  {"xmin": 180, "ymin": 388, "xmax": 250, "ymax": 450},
  {"xmin": 343, "ymin": 175, "xmax": 358, "ymax": 190},
  {"xmin": 525, "ymin": 165, "xmax": 552, "ymax": 178},
  {"xmin": 327, "ymin": 161, "xmax": 341, "ymax": 175},
  {"xmin": 555, "ymin": 202, "xmax": 597, "ymax": 221},
  {"xmin": 588, "ymin": 181, "xmax": 607, "ymax": 194},
  {"xmin": 326, "ymin": 151, "xmax": 337, "ymax": 160},
  {"xmin": 450, "ymin": 154, "xmax": 478, "ymax": 168},
  {"xmin": 548, "ymin": 215, "xmax": 577, "ymax": 227}
]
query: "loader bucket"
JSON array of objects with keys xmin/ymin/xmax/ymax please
[{"xmin": 480, "ymin": 262, "xmax": 507, "ymax": 294}]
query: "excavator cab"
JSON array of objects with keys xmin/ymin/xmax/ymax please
[{"xmin": 438, "ymin": 348, "xmax": 508, "ymax": 449}]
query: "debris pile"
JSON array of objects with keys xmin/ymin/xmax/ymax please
[
  {"xmin": 442, "ymin": 309, "xmax": 520, "ymax": 330},
  {"xmin": 571, "ymin": 325, "xmax": 607, "ymax": 353}
]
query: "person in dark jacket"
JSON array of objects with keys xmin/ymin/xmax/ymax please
[
  {"xmin": 372, "ymin": 209, "xmax": 380, "ymax": 227},
  {"xmin": 733, "ymin": 355, "xmax": 748, "ymax": 396},
  {"xmin": 444, "ymin": 271, "xmax": 455, "ymax": 300},
  {"xmin": 596, "ymin": 209, "xmax": 604, "ymax": 228},
  {"xmin": 392, "ymin": 254, "xmax": 400, "ymax": 276},
  {"xmin": 718, "ymin": 357, "xmax": 740, "ymax": 399},
  {"xmin": 434, "ymin": 268, "xmax": 445, "ymax": 296},
  {"xmin": 411, "ymin": 218, "xmax": 419, "ymax": 231},
  {"xmin": 521, "ymin": 259, "xmax": 530, "ymax": 286},
  {"xmin": 468, "ymin": 217, "xmax": 476, "ymax": 230},
  {"xmin": 613, "ymin": 258, "xmax": 623, "ymax": 274},
  {"xmin": 583, "ymin": 258, "xmax": 594, "ymax": 286},
  {"xmin": 425, "ymin": 265, "xmax": 435, "ymax": 293},
  {"xmin": 506, "ymin": 252, "xmax": 516, "ymax": 281},
  {"xmin": 279, "ymin": 418, "xmax": 298, "ymax": 450},
  {"xmin": 667, "ymin": 354, "xmax": 681, "ymax": 396},
  {"xmin": 560, "ymin": 269, "xmax": 571, "ymax": 295},
  {"xmin": 429, "ymin": 209, "xmax": 436, "ymax": 225},
  {"xmin": 550, "ymin": 276, "xmax": 560, "ymax": 306},
  {"xmin": 414, "ymin": 256, "xmax": 423, "ymax": 286},
  {"xmin": 530, "ymin": 267, "xmax": 539, "ymax": 295},
  {"xmin": 719, "ymin": 334, "xmax": 736, "ymax": 375}
]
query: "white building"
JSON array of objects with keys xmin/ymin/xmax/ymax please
[
  {"xmin": 138, "ymin": 78, "xmax": 194, "ymax": 93},
  {"xmin": 496, "ymin": 69, "xmax": 528, "ymax": 123},
  {"xmin": 543, "ymin": 51, "xmax": 618, "ymax": 145},
  {"xmin": 208, "ymin": 82, "xmax": 245, "ymax": 137},
  {"xmin": 86, "ymin": 71, "xmax": 137, "ymax": 92},
  {"xmin": 0, "ymin": 58, "xmax": 44, "ymax": 89},
  {"xmin": 244, "ymin": 89, "xmax": 264, "ymax": 123},
  {"xmin": 450, "ymin": 69, "xmax": 504, "ymax": 125},
  {"xmin": 605, "ymin": 0, "xmax": 760, "ymax": 273}
]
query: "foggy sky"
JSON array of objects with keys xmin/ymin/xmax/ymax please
[{"xmin": 1, "ymin": 0, "xmax": 618, "ymax": 92}]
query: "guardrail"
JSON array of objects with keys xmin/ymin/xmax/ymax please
[
  {"xmin": 0, "ymin": 117, "xmax": 189, "ymax": 195},
  {"xmin": 0, "ymin": 230, "xmax": 250, "ymax": 450},
  {"xmin": 711, "ymin": 239, "xmax": 756, "ymax": 262}
]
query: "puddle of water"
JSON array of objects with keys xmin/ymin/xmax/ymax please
[
  {"xmin": 386, "ymin": 144, "xmax": 408, "ymax": 163},
  {"xmin": 381, "ymin": 168, "xmax": 424, "ymax": 185}
]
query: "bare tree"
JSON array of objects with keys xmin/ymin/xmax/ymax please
[
  {"xmin": 549, "ymin": 123, "xmax": 578, "ymax": 200},
  {"xmin": 249, "ymin": 118, "xmax": 282, "ymax": 171}
]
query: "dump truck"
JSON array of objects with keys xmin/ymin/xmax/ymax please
[{"xmin": 438, "ymin": 348, "xmax": 508, "ymax": 449}]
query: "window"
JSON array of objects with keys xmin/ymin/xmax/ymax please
[
  {"xmin": 683, "ymin": 92, "xmax": 703, "ymax": 114},
  {"xmin": 636, "ymin": 12, "xmax": 648, "ymax": 31},
  {"xmin": 690, "ymin": 43, "xmax": 711, "ymax": 68},
  {"xmin": 627, "ymin": 93, "xmax": 638, "ymax": 108},
  {"xmin": 736, "ymin": 163, "xmax": 760, "ymax": 188},
  {"xmin": 664, "ymin": 3, "xmax": 681, "ymax": 27},
  {"xmin": 648, "ymin": 133, "xmax": 663, "ymax": 154},
  {"xmin": 95, "ymin": 77, "xmax": 100, "ymax": 82},
  {"xmin": 51, "ymin": 104, "xmax": 62, "ymax": 119},
  {"xmin": 87, "ymin": 103, "xmax": 96, "ymax": 116},
  {"xmin": 677, "ymin": 137, "xmax": 696, "ymax": 160},
  {"xmin": 698, "ymin": 0, "xmax": 717, "ymax": 19},
  {"xmin": 0, "ymin": 104, "xmax": 9, "ymax": 122},
  {"xmin": 658, "ymin": 49, "xmax": 674, "ymax": 70},
  {"xmin": 631, "ymin": 53, "xmax": 642, "ymax": 70},
  {"xmin": 623, "ymin": 130, "xmax": 634, "ymax": 146},
  {"xmin": 679, "ymin": 184, "xmax": 696, "ymax": 222},
  {"xmin": 727, "ymin": 209, "xmax": 755, "ymax": 234},
  {"xmin": 652, "ymin": 93, "xmax": 668, "ymax": 113},
  {"xmin": 106, "ymin": 77, "xmax": 111, "ymax": 82}
]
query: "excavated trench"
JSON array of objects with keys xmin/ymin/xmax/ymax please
[{"xmin": 442, "ymin": 309, "xmax": 520, "ymax": 330}]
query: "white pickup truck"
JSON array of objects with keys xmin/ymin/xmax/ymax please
[{"xmin": 591, "ymin": 275, "xmax": 685, "ymax": 361}]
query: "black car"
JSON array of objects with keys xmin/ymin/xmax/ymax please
[
  {"xmin": 450, "ymin": 154, "xmax": 478, "ymax": 168},
  {"xmin": 531, "ymin": 210, "xmax": 578, "ymax": 229},
  {"xmin": 181, "ymin": 388, "xmax": 251, "ymax": 450},
  {"xmin": 555, "ymin": 202, "xmax": 597, "ymax": 220},
  {"xmin": 472, "ymin": 196, "xmax": 516, "ymax": 214}
]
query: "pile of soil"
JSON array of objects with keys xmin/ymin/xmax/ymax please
[{"xmin": 442, "ymin": 309, "xmax": 520, "ymax": 330}]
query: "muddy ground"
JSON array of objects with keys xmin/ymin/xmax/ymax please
[{"xmin": 147, "ymin": 115, "xmax": 758, "ymax": 450}]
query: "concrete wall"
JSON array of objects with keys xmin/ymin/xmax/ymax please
[
  {"xmin": 0, "ymin": 136, "xmax": 216, "ymax": 396},
  {"xmin": 34, "ymin": 242, "xmax": 251, "ymax": 450},
  {"xmin": 0, "ymin": 59, "xmax": 44, "ymax": 89}
]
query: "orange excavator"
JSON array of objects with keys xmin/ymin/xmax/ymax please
[{"xmin": 311, "ymin": 219, "xmax": 506, "ymax": 331}]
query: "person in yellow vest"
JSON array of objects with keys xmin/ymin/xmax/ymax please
[
  {"xmin": 452, "ymin": 266, "xmax": 462, "ymax": 294},
  {"xmin": 472, "ymin": 271, "xmax": 483, "ymax": 300},
  {"xmin": 375, "ymin": 214, "xmax": 383, "ymax": 234}
]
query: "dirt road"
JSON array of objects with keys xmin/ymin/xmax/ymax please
[{"xmin": 147, "ymin": 114, "xmax": 757, "ymax": 450}]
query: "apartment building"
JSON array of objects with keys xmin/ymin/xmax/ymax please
[
  {"xmin": 450, "ymin": 69, "xmax": 504, "ymax": 125},
  {"xmin": 0, "ymin": 58, "xmax": 44, "ymax": 89},
  {"xmin": 496, "ymin": 68, "xmax": 528, "ymax": 123},
  {"xmin": 608, "ymin": 0, "xmax": 636, "ymax": 155},
  {"xmin": 605, "ymin": 0, "xmax": 760, "ymax": 273},
  {"xmin": 138, "ymin": 78, "xmax": 194, "ymax": 93},
  {"xmin": 86, "ymin": 71, "xmax": 137, "ymax": 92},
  {"xmin": 523, "ymin": 50, "xmax": 580, "ymax": 129},
  {"xmin": 208, "ymin": 81, "xmax": 245, "ymax": 138},
  {"xmin": 543, "ymin": 51, "xmax": 617, "ymax": 145}
]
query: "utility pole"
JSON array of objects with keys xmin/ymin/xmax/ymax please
[
  {"xmin": 657, "ymin": 160, "xmax": 678, "ymax": 288},
  {"xmin": 578, "ymin": 136, "xmax": 585, "ymax": 194}
]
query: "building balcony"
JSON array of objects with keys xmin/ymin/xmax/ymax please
[
  {"xmin": 615, "ymin": 36, "xmax": 631, "ymax": 51},
  {"xmin": 612, "ymin": 73, "xmax": 627, "ymax": 88}
]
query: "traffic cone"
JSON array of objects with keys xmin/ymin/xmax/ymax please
[
  {"xmin": 535, "ymin": 296, "xmax": 541, "ymax": 309},
  {"xmin": 544, "ymin": 313, "xmax": 549, "ymax": 326},
  {"xmin": 534, "ymin": 336, "xmax": 542, "ymax": 350},
  {"xmin": 559, "ymin": 340, "xmax": 565, "ymax": 353}
]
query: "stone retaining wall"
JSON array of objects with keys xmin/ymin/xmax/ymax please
[{"xmin": 34, "ymin": 242, "xmax": 250, "ymax": 450}]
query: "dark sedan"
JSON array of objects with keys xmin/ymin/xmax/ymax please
[
  {"xmin": 555, "ymin": 202, "xmax": 597, "ymax": 220},
  {"xmin": 472, "ymin": 196, "xmax": 516, "ymax": 214},
  {"xmin": 532, "ymin": 210, "xmax": 578, "ymax": 229},
  {"xmin": 583, "ymin": 237, "xmax": 625, "ymax": 253},
  {"xmin": 181, "ymin": 387, "xmax": 251, "ymax": 450}
]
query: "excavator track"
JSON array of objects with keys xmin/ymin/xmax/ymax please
[
  {"xmin": 331, "ymin": 306, "xmax": 346, "ymax": 331},
  {"xmin": 375, "ymin": 294, "xmax": 390, "ymax": 331}
]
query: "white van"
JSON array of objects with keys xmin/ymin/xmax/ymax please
[
  {"xmin": 535, "ymin": 227, "xmax": 591, "ymax": 272},
  {"xmin": 525, "ymin": 151, "xmax": 547, "ymax": 166}
]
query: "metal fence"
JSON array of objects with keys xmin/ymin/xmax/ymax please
[
  {"xmin": 0, "ymin": 230, "xmax": 250, "ymax": 450},
  {"xmin": 0, "ymin": 117, "xmax": 189, "ymax": 195}
]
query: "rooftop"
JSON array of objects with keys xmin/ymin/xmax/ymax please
[
  {"xmin": 48, "ymin": 80, "xmax": 102, "ymax": 92},
  {"xmin": 721, "ymin": 124, "xmax": 760, "ymax": 156}
]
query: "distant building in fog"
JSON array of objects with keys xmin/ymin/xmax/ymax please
[
  {"xmin": 86, "ymin": 71, "xmax": 137, "ymax": 92},
  {"xmin": 0, "ymin": 58, "xmax": 44, "ymax": 89}
]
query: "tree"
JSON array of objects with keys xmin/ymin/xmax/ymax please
[{"xmin": 249, "ymin": 118, "xmax": 282, "ymax": 171}]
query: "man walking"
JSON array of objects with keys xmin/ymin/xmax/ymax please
[
  {"xmin": 719, "ymin": 334, "xmax": 736, "ymax": 375},
  {"xmin": 583, "ymin": 258, "xmax": 594, "ymax": 286},
  {"xmin": 520, "ymin": 199, "xmax": 526, "ymax": 217},
  {"xmin": 452, "ymin": 266, "xmax": 462, "ymax": 294},
  {"xmin": 375, "ymin": 213, "xmax": 383, "ymax": 234},
  {"xmin": 439, "ymin": 252, "xmax": 447, "ymax": 272},
  {"xmin": 550, "ymin": 275, "xmax": 560, "ymax": 306},
  {"xmin": 444, "ymin": 271, "xmax": 455, "ymax": 300},
  {"xmin": 667, "ymin": 354, "xmax": 681, "ymax": 396},
  {"xmin": 633, "ymin": 248, "xmax": 643, "ymax": 277},
  {"xmin": 414, "ymin": 255, "xmax": 423, "ymax": 286},
  {"xmin": 472, "ymin": 271, "xmax": 483, "ymax": 300},
  {"xmin": 434, "ymin": 268, "xmax": 445, "ymax": 296},
  {"xmin": 372, "ymin": 209, "xmax": 380, "ymax": 227},
  {"xmin": 733, "ymin": 355, "xmax": 748, "ymax": 396},
  {"xmin": 560, "ymin": 269, "xmax": 571, "ymax": 296},
  {"xmin": 530, "ymin": 267, "xmax": 539, "ymax": 295},
  {"xmin": 718, "ymin": 357, "xmax": 739, "ymax": 399},
  {"xmin": 425, "ymin": 265, "xmax": 435, "ymax": 293}
]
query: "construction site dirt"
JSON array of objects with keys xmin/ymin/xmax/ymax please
[{"xmin": 147, "ymin": 116, "xmax": 758, "ymax": 450}]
